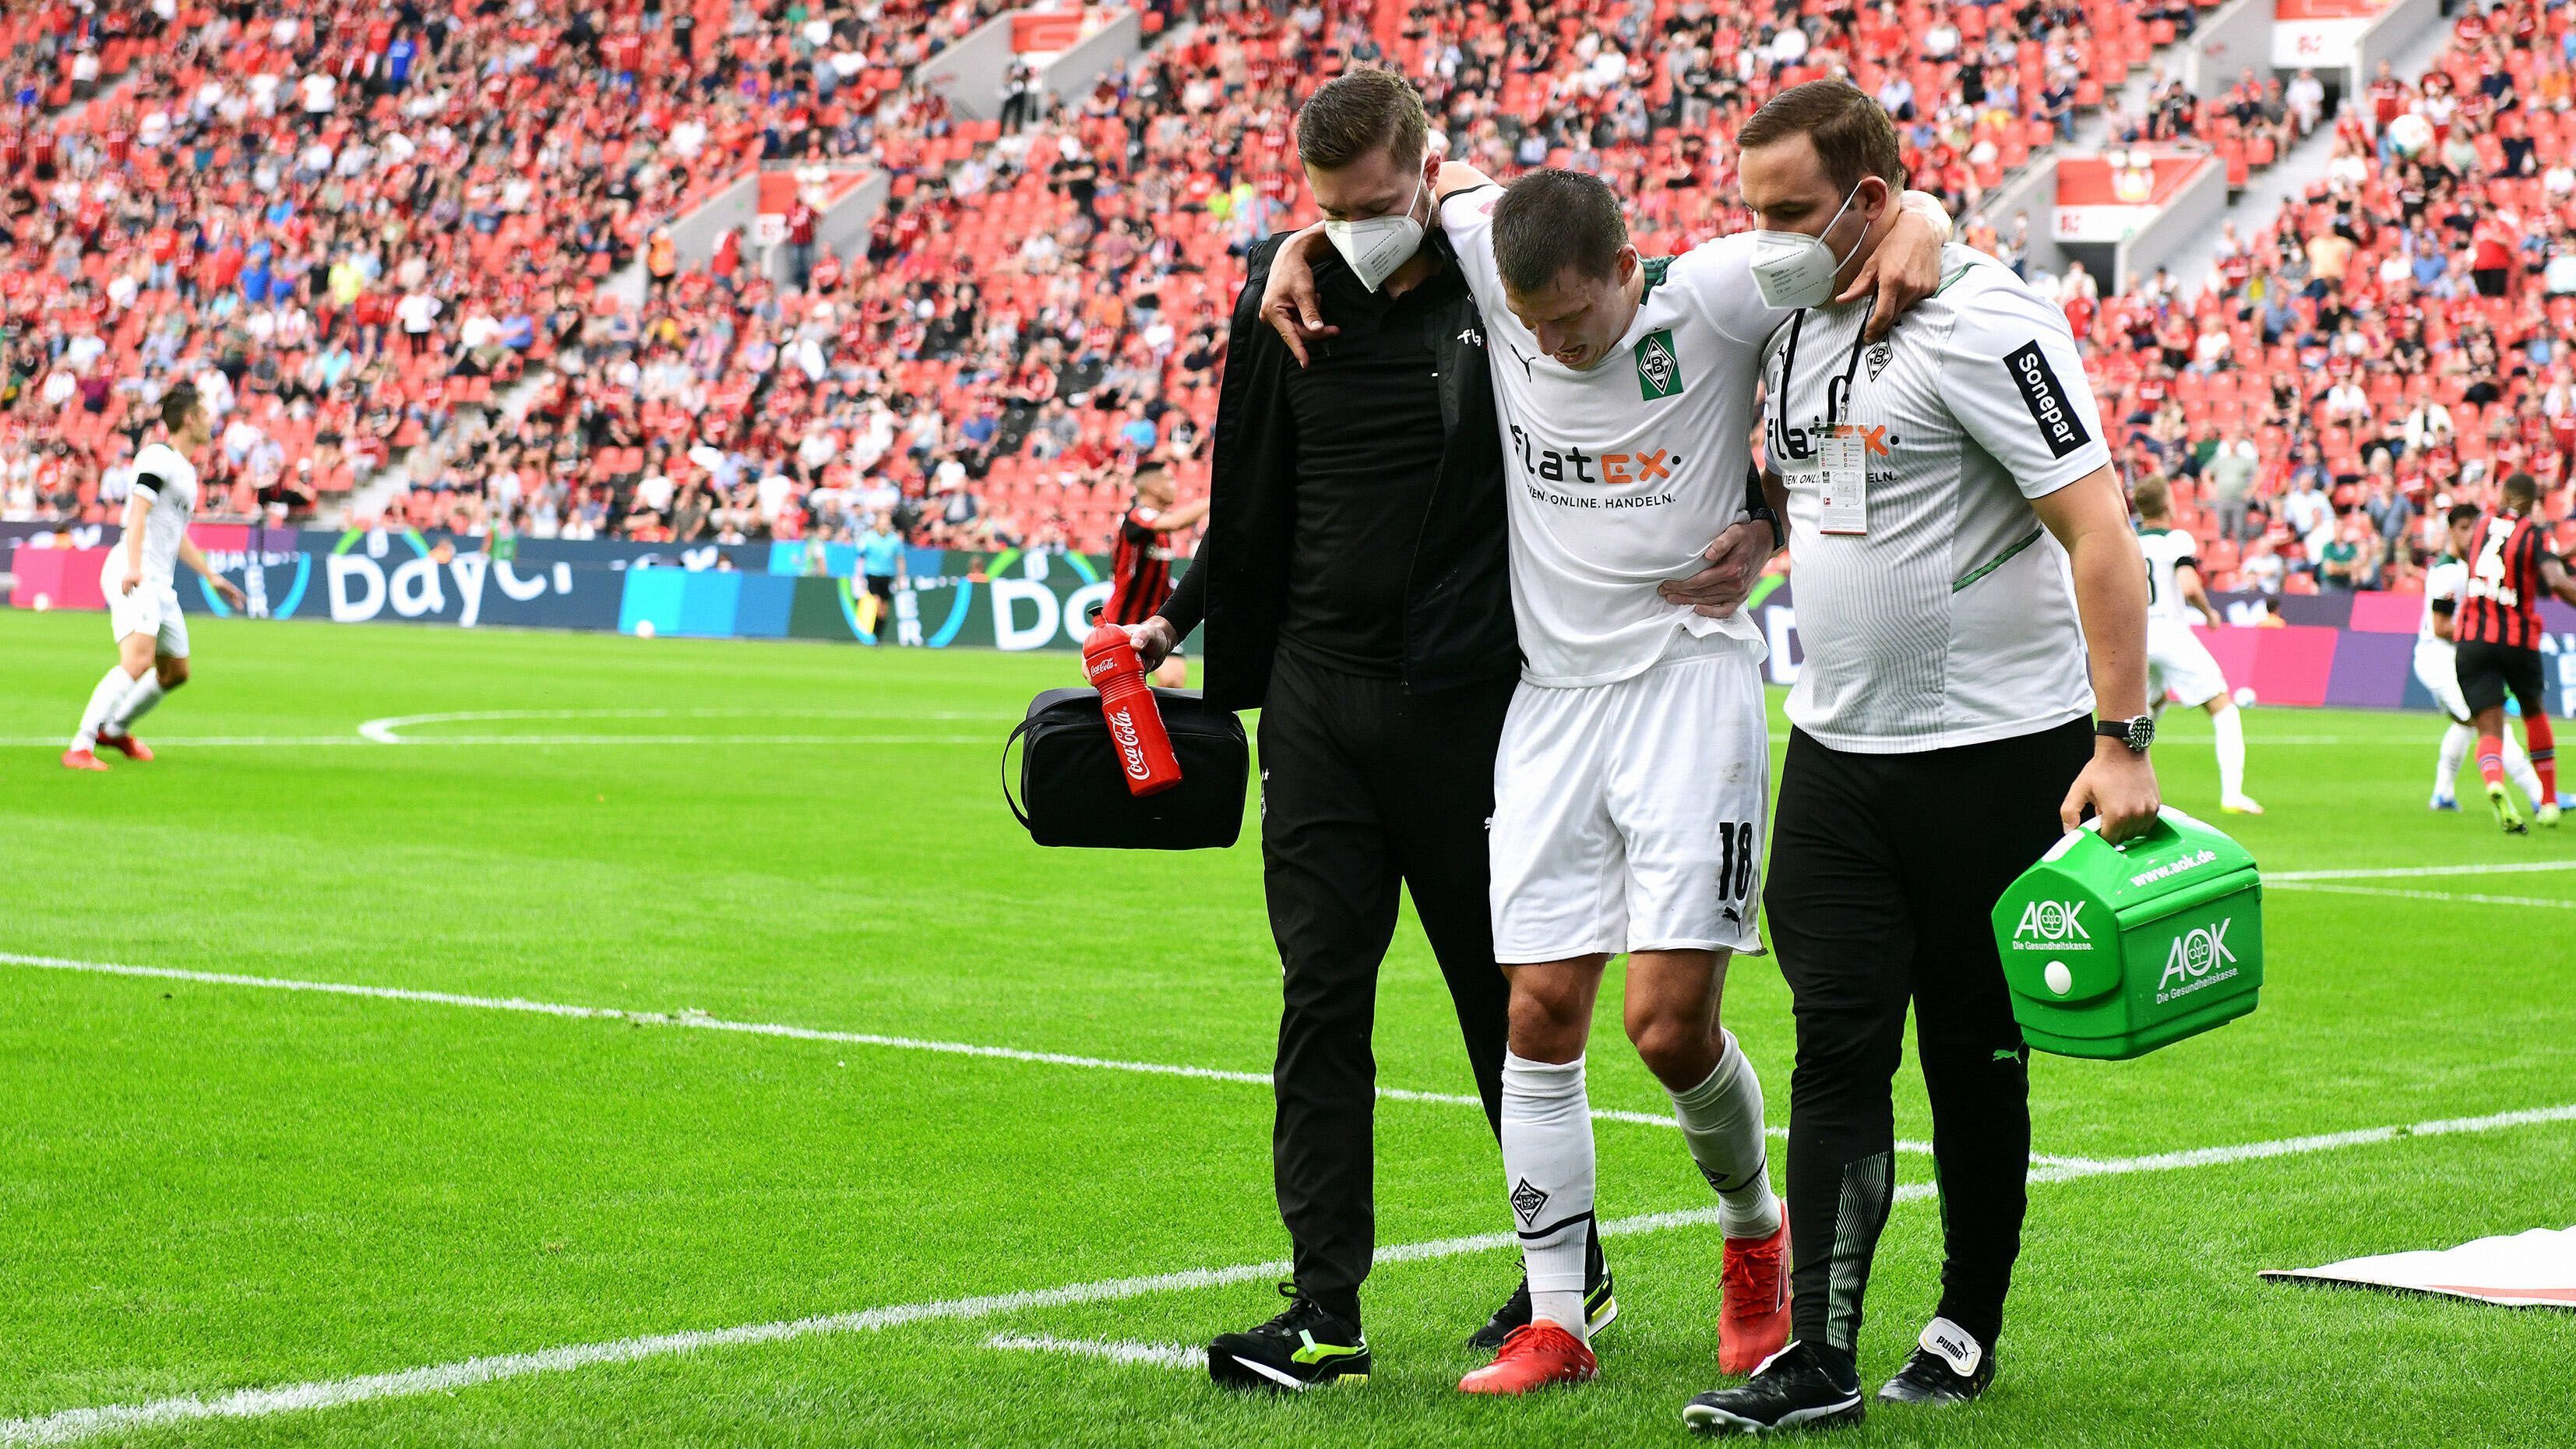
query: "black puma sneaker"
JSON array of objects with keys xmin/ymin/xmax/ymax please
[
  {"xmin": 1207, "ymin": 1283, "xmax": 1370, "ymax": 1391},
  {"xmin": 1467, "ymin": 1224, "xmax": 1617, "ymax": 1350},
  {"xmin": 1876, "ymin": 1317, "xmax": 1996, "ymax": 1405},
  {"xmin": 1682, "ymin": 1340, "xmax": 1865, "ymax": 1434}
]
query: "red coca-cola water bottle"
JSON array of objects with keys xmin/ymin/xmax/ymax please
[{"xmin": 1081, "ymin": 621, "xmax": 1183, "ymax": 797}]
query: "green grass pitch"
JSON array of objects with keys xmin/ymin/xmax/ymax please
[{"xmin": 2, "ymin": 607, "xmax": 2571, "ymax": 1447}]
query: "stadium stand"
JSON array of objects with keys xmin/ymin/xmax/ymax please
[
  {"xmin": 2059, "ymin": 0, "xmax": 2576, "ymax": 594},
  {"xmin": 16, "ymin": 0, "xmax": 2566, "ymax": 585}
]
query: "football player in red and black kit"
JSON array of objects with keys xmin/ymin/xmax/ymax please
[
  {"xmin": 2455, "ymin": 473, "xmax": 2576, "ymax": 831},
  {"xmin": 1104, "ymin": 463, "xmax": 1207, "ymax": 686}
]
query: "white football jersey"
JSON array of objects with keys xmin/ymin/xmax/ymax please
[
  {"xmin": 2419, "ymin": 557, "xmax": 2468, "ymax": 659},
  {"xmin": 112, "ymin": 441, "xmax": 200, "ymax": 588},
  {"xmin": 2138, "ymin": 526, "xmax": 2202, "ymax": 628},
  {"xmin": 1440, "ymin": 188, "xmax": 1773, "ymax": 686},
  {"xmin": 1763, "ymin": 245, "xmax": 2107, "ymax": 753}
]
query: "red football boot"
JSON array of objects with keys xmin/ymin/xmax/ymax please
[
  {"xmin": 1458, "ymin": 1322, "xmax": 1597, "ymax": 1395},
  {"xmin": 97, "ymin": 732, "xmax": 153, "ymax": 762},
  {"xmin": 1718, "ymin": 1216, "xmax": 1792, "ymax": 1376},
  {"xmin": 61, "ymin": 747, "xmax": 108, "ymax": 772}
]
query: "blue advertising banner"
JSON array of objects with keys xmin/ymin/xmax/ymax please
[{"xmin": 5, "ymin": 522, "xmax": 2565, "ymax": 713}]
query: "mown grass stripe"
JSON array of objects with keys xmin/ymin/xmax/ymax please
[{"xmin": 2, "ymin": 1100, "xmax": 2564, "ymax": 1446}]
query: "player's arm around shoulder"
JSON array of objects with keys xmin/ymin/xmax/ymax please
[
  {"xmin": 1671, "ymin": 190, "xmax": 1951, "ymax": 346},
  {"xmin": 1260, "ymin": 163, "xmax": 1501, "ymax": 362},
  {"xmin": 1836, "ymin": 190, "xmax": 1954, "ymax": 340}
]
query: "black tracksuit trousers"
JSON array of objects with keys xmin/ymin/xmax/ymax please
[
  {"xmin": 1764, "ymin": 717, "xmax": 2094, "ymax": 1361},
  {"xmin": 1256, "ymin": 647, "xmax": 1517, "ymax": 1324}
]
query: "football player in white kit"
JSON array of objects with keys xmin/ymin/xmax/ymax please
[
  {"xmin": 62, "ymin": 384, "xmax": 245, "ymax": 771},
  {"xmin": 1263, "ymin": 162, "xmax": 1953, "ymax": 1394},
  {"xmin": 2131, "ymin": 478, "xmax": 2261, "ymax": 813},
  {"xmin": 2417, "ymin": 502, "xmax": 2547, "ymax": 812}
]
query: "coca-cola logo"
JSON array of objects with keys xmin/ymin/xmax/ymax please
[{"xmin": 1106, "ymin": 707, "xmax": 1150, "ymax": 780}]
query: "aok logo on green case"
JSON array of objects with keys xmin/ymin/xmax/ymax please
[
  {"xmin": 2011, "ymin": 899, "xmax": 2091, "ymax": 950},
  {"xmin": 1635, "ymin": 328, "xmax": 1685, "ymax": 400},
  {"xmin": 2157, "ymin": 918, "xmax": 2239, "ymax": 999}
]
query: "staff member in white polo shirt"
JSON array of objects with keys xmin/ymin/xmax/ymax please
[{"xmin": 1673, "ymin": 83, "xmax": 2159, "ymax": 1435}]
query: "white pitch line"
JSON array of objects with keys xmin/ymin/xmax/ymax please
[
  {"xmin": 2271, "ymin": 883, "xmax": 2576, "ymax": 911},
  {"xmin": 356, "ymin": 707, "xmax": 1015, "ymax": 743},
  {"xmin": 0, "ymin": 952, "xmax": 1776, "ymax": 1141},
  {"xmin": 0, "ymin": 707, "xmax": 1017, "ymax": 749},
  {"xmin": 5, "ymin": 1100, "xmax": 2565, "ymax": 1447},
  {"xmin": 985, "ymin": 1334, "xmax": 1201, "ymax": 1371},
  {"xmin": 2271, "ymin": 861, "xmax": 2576, "ymax": 882}
]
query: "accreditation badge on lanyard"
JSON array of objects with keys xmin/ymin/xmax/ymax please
[
  {"xmin": 1816, "ymin": 427, "xmax": 1868, "ymax": 534},
  {"xmin": 1778, "ymin": 301, "xmax": 1876, "ymax": 535}
]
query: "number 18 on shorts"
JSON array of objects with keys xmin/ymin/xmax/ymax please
[{"xmin": 1488, "ymin": 647, "xmax": 1771, "ymax": 963}]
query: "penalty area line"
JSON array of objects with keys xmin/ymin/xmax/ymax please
[{"xmin": 5, "ymin": 1101, "xmax": 2567, "ymax": 1446}]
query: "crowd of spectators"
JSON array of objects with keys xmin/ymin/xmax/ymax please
[
  {"xmin": 33, "ymin": 0, "xmax": 2555, "ymax": 589},
  {"xmin": 0, "ymin": 0, "xmax": 1006, "ymax": 529},
  {"xmin": 2, "ymin": 0, "xmax": 2188, "ymax": 552},
  {"xmin": 2015, "ymin": 0, "xmax": 2576, "ymax": 598},
  {"xmin": 411, "ymin": 0, "xmax": 2181, "ymax": 558}
]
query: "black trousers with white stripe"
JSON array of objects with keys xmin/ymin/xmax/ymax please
[
  {"xmin": 1764, "ymin": 717, "xmax": 2094, "ymax": 1360},
  {"xmin": 1255, "ymin": 647, "xmax": 1519, "ymax": 1325}
]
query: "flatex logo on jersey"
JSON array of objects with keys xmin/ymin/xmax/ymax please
[
  {"xmin": 1506, "ymin": 424, "xmax": 1683, "ymax": 506},
  {"xmin": 1634, "ymin": 327, "xmax": 1686, "ymax": 400},
  {"xmin": 2003, "ymin": 340, "xmax": 2091, "ymax": 459},
  {"xmin": 2155, "ymin": 917, "xmax": 2239, "ymax": 1003},
  {"xmin": 2010, "ymin": 898, "xmax": 2092, "ymax": 950}
]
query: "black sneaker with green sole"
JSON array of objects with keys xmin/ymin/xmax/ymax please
[
  {"xmin": 1207, "ymin": 1285, "xmax": 1370, "ymax": 1391},
  {"xmin": 1467, "ymin": 1222, "xmax": 1617, "ymax": 1350}
]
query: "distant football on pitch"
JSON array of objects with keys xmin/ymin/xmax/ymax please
[
  {"xmin": 634, "ymin": 619, "xmax": 656, "ymax": 639},
  {"xmin": 30, "ymin": 593, "xmax": 49, "ymax": 612},
  {"xmin": 2233, "ymin": 687, "xmax": 2257, "ymax": 708}
]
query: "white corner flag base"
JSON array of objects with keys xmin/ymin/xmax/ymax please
[{"xmin": 2261, "ymin": 1225, "xmax": 2576, "ymax": 1308}]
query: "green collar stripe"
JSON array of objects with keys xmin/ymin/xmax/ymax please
[
  {"xmin": 1933, "ymin": 263, "xmax": 1976, "ymax": 295},
  {"xmin": 1953, "ymin": 524, "xmax": 2045, "ymax": 592}
]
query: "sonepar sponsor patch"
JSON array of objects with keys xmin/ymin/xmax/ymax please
[{"xmin": 2003, "ymin": 340, "xmax": 2090, "ymax": 459}]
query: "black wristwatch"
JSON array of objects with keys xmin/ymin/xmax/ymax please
[
  {"xmin": 2095, "ymin": 715, "xmax": 2155, "ymax": 753},
  {"xmin": 1746, "ymin": 502, "xmax": 1785, "ymax": 552}
]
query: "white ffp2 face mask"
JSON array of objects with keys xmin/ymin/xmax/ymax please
[
  {"xmin": 1323, "ymin": 175, "xmax": 1429, "ymax": 292},
  {"xmin": 1750, "ymin": 185, "xmax": 1866, "ymax": 311}
]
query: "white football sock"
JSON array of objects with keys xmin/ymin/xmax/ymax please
[
  {"xmin": 73, "ymin": 665, "xmax": 138, "ymax": 751},
  {"xmin": 2505, "ymin": 732, "xmax": 2546, "ymax": 809},
  {"xmin": 2212, "ymin": 705, "xmax": 2247, "ymax": 799},
  {"xmin": 104, "ymin": 675, "xmax": 166, "ymax": 737},
  {"xmin": 1670, "ymin": 1030, "xmax": 1781, "ymax": 1240},
  {"xmin": 2437, "ymin": 723, "xmax": 2472, "ymax": 798},
  {"xmin": 1501, "ymin": 1049, "xmax": 1595, "ymax": 1339}
]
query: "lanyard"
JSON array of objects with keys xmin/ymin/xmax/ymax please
[{"xmin": 1772, "ymin": 296, "xmax": 1878, "ymax": 453}]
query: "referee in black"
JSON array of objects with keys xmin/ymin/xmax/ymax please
[
  {"xmin": 1117, "ymin": 70, "xmax": 1605, "ymax": 1391},
  {"xmin": 1671, "ymin": 84, "xmax": 2161, "ymax": 1433}
]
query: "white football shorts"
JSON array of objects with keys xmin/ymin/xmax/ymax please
[
  {"xmin": 2147, "ymin": 619, "xmax": 2227, "ymax": 709},
  {"xmin": 2413, "ymin": 643, "xmax": 2470, "ymax": 722},
  {"xmin": 1489, "ymin": 643, "xmax": 1768, "ymax": 962},
  {"xmin": 103, "ymin": 573, "xmax": 190, "ymax": 658}
]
